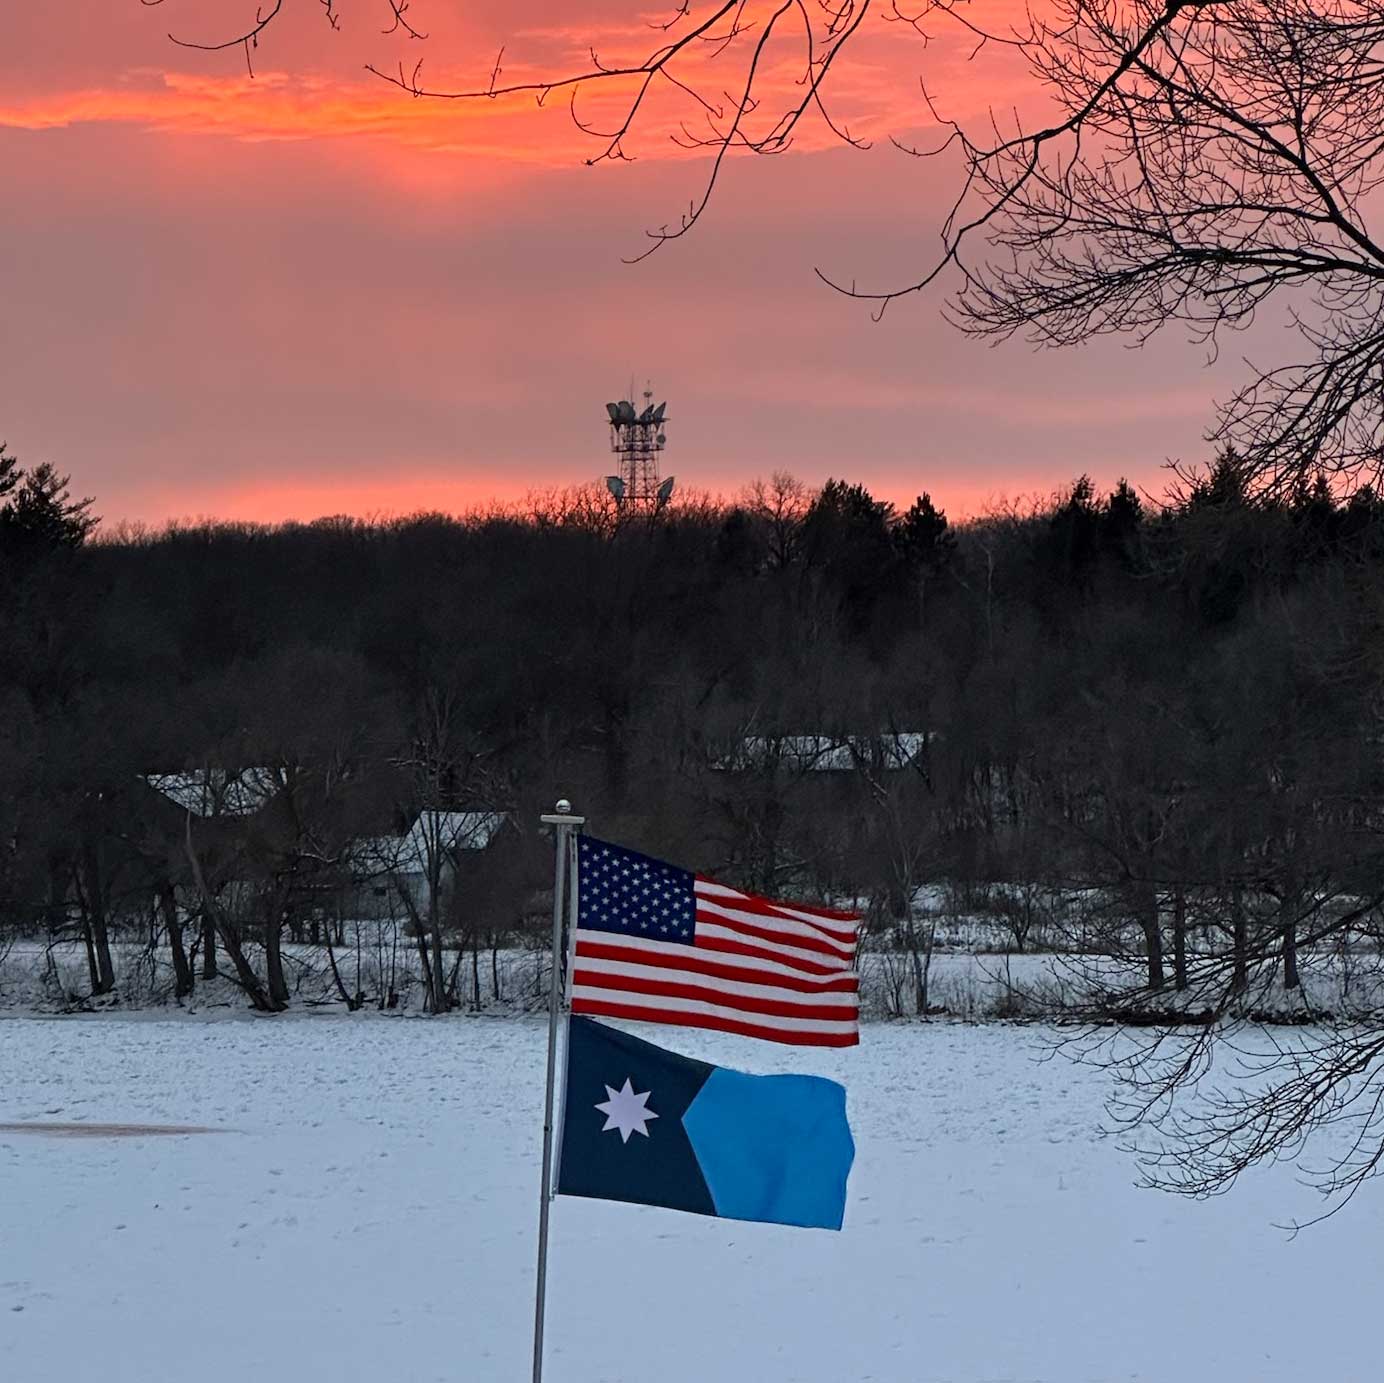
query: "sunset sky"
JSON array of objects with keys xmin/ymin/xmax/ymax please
[{"xmin": 1, "ymin": 1, "xmax": 1257, "ymax": 526}]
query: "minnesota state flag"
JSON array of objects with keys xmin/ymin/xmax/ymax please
[{"xmin": 556, "ymin": 1016, "xmax": 854, "ymax": 1231}]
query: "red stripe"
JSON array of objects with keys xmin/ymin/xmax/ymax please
[
  {"xmin": 692, "ymin": 932, "xmax": 845, "ymax": 976},
  {"xmin": 773, "ymin": 899, "xmax": 863, "ymax": 923},
  {"xmin": 571, "ymin": 968, "xmax": 858, "ymax": 1021},
  {"xmin": 694, "ymin": 884, "xmax": 860, "ymax": 943},
  {"xmin": 574, "ymin": 938, "xmax": 859, "ymax": 993},
  {"xmin": 571, "ymin": 997, "xmax": 859, "ymax": 1047},
  {"xmin": 696, "ymin": 907, "xmax": 855, "ymax": 963},
  {"xmin": 693, "ymin": 875, "xmax": 861, "ymax": 924}
]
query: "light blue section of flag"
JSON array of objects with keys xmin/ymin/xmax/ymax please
[{"xmin": 681, "ymin": 1067, "xmax": 854, "ymax": 1231}]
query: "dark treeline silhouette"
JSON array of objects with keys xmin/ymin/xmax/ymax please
[{"xmin": 5, "ymin": 454, "xmax": 1384, "ymax": 1033}]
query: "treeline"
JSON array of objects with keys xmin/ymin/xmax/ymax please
[{"xmin": 4, "ymin": 450, "xmax": 1384, "ymax": 1017}]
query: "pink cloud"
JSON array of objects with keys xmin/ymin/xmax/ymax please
[{"xmin": 0, "ymin": 1, "xmax": 1240, "ymax": 528}]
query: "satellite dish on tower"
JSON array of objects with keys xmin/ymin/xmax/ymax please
[{"xmin": 602, "ymin": 379, "xmax": 673, "ymax": 513}]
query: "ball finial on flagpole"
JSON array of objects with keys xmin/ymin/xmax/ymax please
[{"xmin": 556, "ymin": 798, "xmax": 572, "ymax": 814}]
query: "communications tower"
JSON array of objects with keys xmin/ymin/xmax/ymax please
[{"xmin": 604, "ymin": 387, "xmax": 673, "ymax": 511}]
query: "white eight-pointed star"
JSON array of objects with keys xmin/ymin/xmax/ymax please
[{"xmin": 595, "ymin": 1078, "xmax": 659, "ymax": 1143}]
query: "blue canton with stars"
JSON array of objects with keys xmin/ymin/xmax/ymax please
[{"xmin": 577, "ymin": 837, "xmax": 697, "ymax": 944}]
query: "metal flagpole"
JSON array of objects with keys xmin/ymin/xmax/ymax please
[
  {"xmin": 533, "ymin": 799, "xmax": 584, "ymax": 1383},
  {"xmin": 552, "ymin": 826, "xmax": 581, "ymax": 1192}
]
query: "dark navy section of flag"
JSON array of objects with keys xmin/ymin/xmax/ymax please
[
  {"xmin": 576, "ymin": 836, "xmax": 695, "ymax": 944},
  {"xmin": 557, "ymin": 1015, "xmax": 715, "ymax": 1217}
]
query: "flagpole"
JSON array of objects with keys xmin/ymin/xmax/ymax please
[
  {"xmin": 552, "ymin": 825, "xmax": 581, "ymax": 1193},
  {"xmin": 534, "ymin": 799, "xmax": 584, "ymax": 1383}
]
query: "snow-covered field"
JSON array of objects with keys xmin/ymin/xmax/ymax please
[{"xmin": 2, "ymin": 1014, "xmax": 1380, "ymax": 1383}]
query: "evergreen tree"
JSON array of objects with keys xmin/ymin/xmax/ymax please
[
  {"xmin": 802, "ymin": 479, "xmax": 895, "ymax": 556},
  {"xmin": 1182, "ymin": 449, "xmax": 1248, "ymax": 514},
  {"xmin": 1099, "ymin": 479, "xmax": 1144, "ymax": 569},
  {"xmin": 1102, "ymin": 479, "xmax": 1142, "ymax": 541},
  {"xmin": 1043, "ymin": 474, "xmax": 1103, "ymax": 583},
  {"xmin": 1340, "ymin": 484, "xmax": 1384, "ymax": 551},
  {"xmin": 0, "ymin": 459, "xmax": 97, "ymax": 555},
  {"xmin": 800, "ymin": 479, "xmax": 899, "ymax": 630},
  {"xmin": 0, "ymin": 444, "xmax": 18, "ymax": 504},
  {"xmin": 895, "ymin": 492, "xmax": 956, "ymax": 578},
  {"xmin": 1289, "ymin": 472, "xmax": 1339, "ymax": 559}
]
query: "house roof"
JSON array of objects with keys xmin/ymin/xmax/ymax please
[
  {"xmin": 144, "ymin": 767, "xmax": 282, "ymax": 817},
  {"xmin": 352, "ymin": 810, "xmax": 507, "ymax": 875}
]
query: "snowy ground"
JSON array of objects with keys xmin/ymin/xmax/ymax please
[{"xmin": 2, "ymin": 1014, "xmax": 1380, "ymax": 1383}]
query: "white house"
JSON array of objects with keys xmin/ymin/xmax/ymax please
[{"xmin": 348, "ymin": 810, "xmax": 507, "ymax": 917}]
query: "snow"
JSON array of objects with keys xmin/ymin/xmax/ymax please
[{"xmin": 2, "ymin": 1014, "xmax": 1380, "ymax": 1382}]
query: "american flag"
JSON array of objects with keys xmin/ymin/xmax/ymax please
[{"xmin": 570, "ymin": 837, "xmax": 860, "ymax": 1048}]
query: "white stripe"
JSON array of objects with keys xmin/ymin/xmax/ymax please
[
  {"xmin": 693, "ymin": 879, "xmax": 861, "ymax": 934},
  {"xmin": 693, "ymin": 918, "xmax": 854, "ymax": 973},
  {"xmin": 697, "ymin": 880, "xmax": 858, "ymax": 935},
  {"xmin": 571, "ymin": 957, "xmax": 859, "ymax": 1008},
  {"xmin": 574, "ymin": 928, "xmax": 858, "ymax": 987},
  {"xmin": 570, "ymin": 985, "xmax": 858, "ymax": 1036},
  {"xmin": 694, "ymin": 897, "xmax": 858, "ymax": 959}
]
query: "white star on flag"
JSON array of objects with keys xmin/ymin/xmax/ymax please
[{"xmin": 594, "ymin": 1078, "xmax": 659, "ymax": 1143}]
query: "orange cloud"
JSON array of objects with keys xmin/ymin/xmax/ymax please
[
  {"xmin": 0, "ymin": 14, "xmax": 958, "ymax": 167},
  {"xmin": 3, "ymin": 0, "xmax": 1048, "ymax": 162},
  {"xmin": 0, "ymin": 70, "xmax": 602, "ymax": 162}
]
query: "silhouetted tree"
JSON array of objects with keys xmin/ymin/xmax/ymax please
[
  {"xmin": 1042, "ymin": 475, "xmax": 1103, "ymax": 586},
  {"xmin": 1101, "ymin": 480, "xmax": 1144, "ymax": 565},
  {"xmin": 801, "ymin": 479, "xmax": 900, "ymax": 635},
  {"xmin": 0, "ymin": 459, "xmax": 97, "ymax": 557}
]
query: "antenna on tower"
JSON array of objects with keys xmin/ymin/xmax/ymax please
[{"xmin": 603, "ymin": 382, "xmax": 672, "ymax": 512}]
